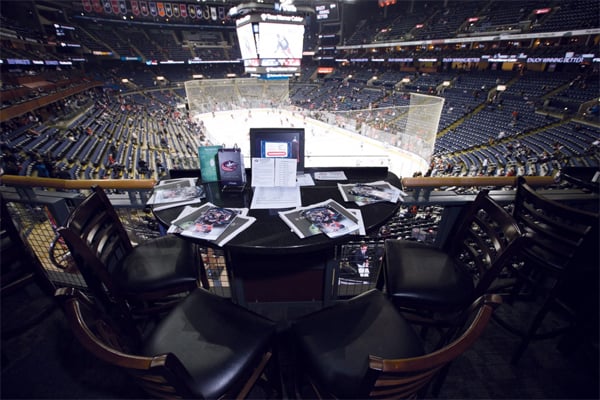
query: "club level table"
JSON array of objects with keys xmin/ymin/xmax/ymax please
[{"xmin": 153, "ymin": 167, "xmax": 402, "ymax": 310}]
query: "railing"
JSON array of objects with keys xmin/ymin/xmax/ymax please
[
  {"xmin": 0, "ymin": 173, "xmax": 558, "ymax": 191},
  {"xmin": 401, "ymin": 175, "xmax": 554, "ymax": 189},
  {"xmin": 0, "ymin": 175, "xmax": 156, "ymax": 190},
  {"xmin": 0, "ymin": 81, "xmax": 103, "ymax": 122},
  {"xmin": 2, "ymin": 173, "xmax": 596, "ymax": 300}
]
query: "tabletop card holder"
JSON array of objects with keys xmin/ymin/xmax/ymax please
[
  {"xmin": 217, "ymin": 144, "xmax": 246, "ymax": 192},
  {"xmin": 198, "ymin": 145, "xmax": 223, "ymax": 183}
]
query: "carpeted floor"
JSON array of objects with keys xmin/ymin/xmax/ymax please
[{"xmin": 1, "ymin": 282, "xmax": 598, "ymax": 399}]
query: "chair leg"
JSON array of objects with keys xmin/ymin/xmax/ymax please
[
  {"xmin": 198, "ymin": 258, "xmax": 210, "ymax": 290},
  {"xmin": 375, "ymin": 266, "xmax": 385, "ymax": 291},
  {"xmin": 236, "ymin": 351, "xmax": 273, "ymax": 399},
  {"xmin": 194, "ymin": 245, "xmax": 211, "ymax": 290},
  {"xmin": 505, "ymin": 265, "xmax": 541, "ymax": 304},
  {"xmin": 510, "ymin": 295, "xmax": 554, "ymax": 364},
  {"xmin": 556, "ymin": 323, "xmax": 585, "ymax": 355},
  {"xmin": 430, "ymin": 362, "xmax": 452, "ymax": 398},
  {"xmin": 500, "ymin": 266, "xmax": 528, "ymax": 304}
]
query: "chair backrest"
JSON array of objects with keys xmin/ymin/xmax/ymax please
[
  {"xmin": 513, "ymin": 176, "xmax": 598, "ymax": 273},
  {"xmin": 55, "ymin": 287, "xmax": 196, "ymax": 399},
  {"xmin": 57, "ymin": 186, "xmax": 133, "ymax": 309},
  {"xmin": 445, "ymin": 190, "xmax": 526, "ymax": 298},
  {"xmin": 367, "ymin": 294, "xmax": 502, "ymax": 399}
]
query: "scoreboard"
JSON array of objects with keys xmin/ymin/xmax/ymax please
[
  {"xmin": 315, "ymin": 2, "xmax": 339, "ymax": 22},
  {"xmin": 236, "ymin": 13, "xmax": 305, "ymax": 77}
]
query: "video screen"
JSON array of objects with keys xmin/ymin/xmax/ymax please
[
  {"xmin": 236, "ymin": 22, "xmax": 258, "ymax": 60},
  {"xmin": 257, "ymin": 22, "xmax": 304, "ymax": 59},
  {"xmin": 249, "ymin": 128, "xmax": 305, "ymax": 172},
  {"xmin": 235, "ymin": 13, "xmax": 305, "ymax": 75}
]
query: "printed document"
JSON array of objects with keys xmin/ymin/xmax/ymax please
[
  {"xmin": 313, "ymin": 171, "xmax": 347, "ymax": 181},
  {"xmin": 250, "ymin": 157, "xmax": 301, "ymax": 209},
  {"xmin": 279, "ymin": 199, "xmax": 361, "ymax": 239},
  {"xmin": 251, "ymin": 157, "xmax": 297, "ymax": 187},
  {"xmin": 251, "ymin": 186, "xmax": 301, "ymax": 209}
]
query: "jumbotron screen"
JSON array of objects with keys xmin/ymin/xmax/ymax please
[{"xmin": 236, "ymin": 13, "xmax": 305, "ymax": 77}]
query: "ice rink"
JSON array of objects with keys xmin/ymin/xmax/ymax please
[{"xmin": 196, "ymin": 108, "xmax": 428, "ymax": 178}]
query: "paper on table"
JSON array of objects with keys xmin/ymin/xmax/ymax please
[
  {"xmin": 146, "ymin": 177, "xmax": 204, "ymax": 205},
  {"xmin": 153, "ymin": 198, "xmax": 203, "ymax": 212},
  {"xmin": 251, "ymin": 158, "xmax": 297, "ymax": 187},
  {"xmin": 347, "ymin": 209, "xmax": 366, "ymax": 235},
  {"xmin": 278, "ymin": 199, "xmax": 360, "ymax": 239},
  {"xmin": 338, "ymin": 180, "xmax": 404, "ymax": 206},
  {"xmin": 250, "ymin": 186, "xmax": 302, "ymax": 209},
  {"xmin": 296, "ymin": 173, "xmax": 315, "ymax": 186},
  {"xmin": 167, "ymin": 203, "xmax": 254, "ymax": 247},
  {"xmin": 313, "ymin": 171, "xmax": 347, "ymax": 181},
  {"xmin": 168, "ymin": 205, "xmax": 199, "ymax": 224}
]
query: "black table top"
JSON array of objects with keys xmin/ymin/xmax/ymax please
[{"xmin": 153, "ymin": 167, "xmax": 402, "ymax": 255}]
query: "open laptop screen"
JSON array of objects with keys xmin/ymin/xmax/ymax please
[{"xmin": 249, "ymin": 127, "xmax": 305, "ymax": 174}]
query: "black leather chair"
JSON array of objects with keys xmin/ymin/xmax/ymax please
[
  {"xmin": 379, "ymin": 190, "xmax": 525, "ymax": 321},
  {"xmin": 57, "ymin": 186, "xmax": 209, "ymax": 315},
  {"xmin": 56, "ymin": 286, "xmax": 277, "ymax": 399},
  {"xmin": 494, "ymin": 176, "xmax": 599, "ymax": 364},
  {"xmin": 290, "ymin": 289, "xmax": 502, "ymax": 399}
]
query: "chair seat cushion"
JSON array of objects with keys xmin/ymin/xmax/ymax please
[
  {"xmin": 291, "ymin": 289, "xmax": 424, "ymax": 398},
  {"xmin": 384, "ymin": 240, "xmax": 475, "ymax": 313},
  {"xmin": 142, "ymin": 288, "xmax": 276, "ymax": 399},
  {"xmin": 116, "ymin": 235, "xmax": 199, "ymax": 293}
]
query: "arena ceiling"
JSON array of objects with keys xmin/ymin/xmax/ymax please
[{"xmin": 24, "ymin": 0, "xmax": 334, "ymax": 22}]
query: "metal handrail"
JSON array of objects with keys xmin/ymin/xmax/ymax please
[
  {"xmin": 0, "ymin": 175, "xmax": 156, "ymax": 190},
  {"xmin": 401, "ymin": 175, "xmax": 555, "ymax": 188},
  {"xmin": 0, "ymin": 174, "xmax": 555, "ymax": 191}
]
